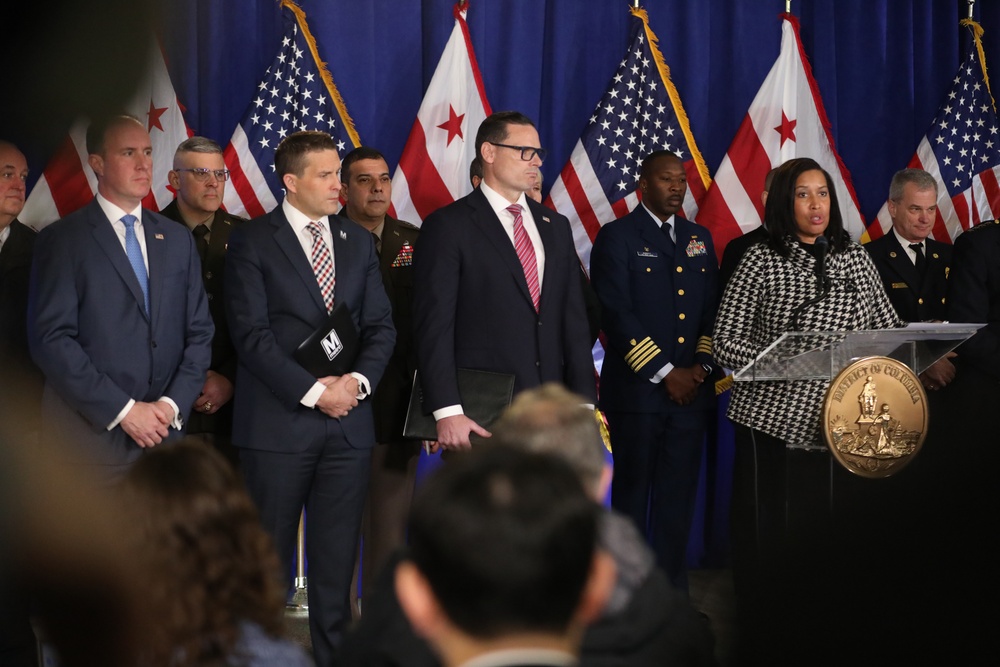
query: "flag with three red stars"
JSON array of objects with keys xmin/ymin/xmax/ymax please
[
  {"xmin": 868, "ymin": 19, "xmax": 1000, "ymax": 243},
  {"xmin": 545, "ymin": 5, "xmax": 711, "ymax": 272},
  {"xmin": 695, "ymin": 13, "xmax": 866, "ymax": 260},
  {"xmin": 389, "ymin": 1, "xmax": 492, "ymax": 225},
  {"xmin": 223, "ymin": 0, "xmax": 360, "ymax": 218},
  {"xmin": 18, "ymin": 42, "xmax": 190, "ymax": 230}
]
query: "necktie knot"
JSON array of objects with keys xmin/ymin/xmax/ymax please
[
  {"xmin": 506, "ymin": 203, "xmax": 522, "ymax": 218},
  {"xmin": 193, "ymin": 223, "xmax": 210, "ymax": 240},
  {"xmin": 307, "ymin": 221, "xmax": 325, "ymax": 240},
  {"xmin": 122, "ymin": 214, "xmax": 137, "ymax": 227}
]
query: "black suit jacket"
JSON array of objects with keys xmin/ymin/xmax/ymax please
[
  {"xmin": 159, "ymin": 201, "xmax": 245, "ymax": 435},
  {"xmin": 864, "ymin": 230, "xmax": 950, "ymax": 322},
  {"xmin": 948, "ymin": 220, "xmax": 1000, "ymax": 381},
  {"xmin": 0, "ymin": 220, "xmax": 42, "ymax": 432},
  {"xmin": 225, "ymin": 206, "xmax": 395, "ymax": 451},
  {"xmin": 718, "ymin": 225, "xmax": 768, "ymax": 299},
  {"xmin": 413, "ymin": 188, "xmax": 596, "ymax": 412}
]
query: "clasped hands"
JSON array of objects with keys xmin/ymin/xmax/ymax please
[
  {"xmin": 121, "ymin": 400, "xmax": 175, "ymax": 448},
  {"xmin": 315, "ymin": 374, "xmax": 360, "ymax": 419},
  {"xmin": 664, "ymin": 364, "xmax": 709, "ymax": 406}
]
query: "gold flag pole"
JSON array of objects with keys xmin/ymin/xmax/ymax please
[
  {"xmin": 288, "ymin": 509, "xmax": 309, "ymax": 609},
  {"xmin": 968, "ymin": 0, "xmax": 976, "ymax": 20}
]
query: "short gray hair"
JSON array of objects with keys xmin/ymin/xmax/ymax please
[
  {"xmin": 489, "ymin": 383, "xmax": 605, "ymax": 494},
  {"xmin": 174, "ymin": 136, "xmax": 223, "ymax": 161},
  {"xmin": 889, "ymin": 168, "xmax": 937, "ymax": 202}
]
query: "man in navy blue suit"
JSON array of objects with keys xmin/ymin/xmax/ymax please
[
  {"xmin": 590, "ymin": 150, "xmax": 719, "ymax": 590},
  {"xmin": 28, "ymin": 115, "xmax": 213, "ymax": 474},
  {"xmin": 224, "ymin": 131, "xmax": 394, "ymax": 665},
  {"xmin": 413, "ymin": 111, "xmax": 596, "ymax": 449}
]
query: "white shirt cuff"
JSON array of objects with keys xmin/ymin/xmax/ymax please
[
  {"xmin": 108, "ymin": 398, "xmax": 136, "ymax": 431},
  {"xmin": 301, "ymin": 381, "xmax": 327, "ymax": 408},
  {"xmin": 433, "ymin": 404, "xmax": 465, "ymax": 421},
  {"xmin": 350, "ymin": 372, "xmax": 371, "ymax": 399},
  {"xmin": 157, "ymin": 397, "xmax": 182, "ymax": 429},
  {"xmin": 650, "ymin": 362, "xmax": 674, "ymax": 384}
]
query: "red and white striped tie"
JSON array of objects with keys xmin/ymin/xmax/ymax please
[
  {"xmin": 507, "ymin": 204, "xmax": 540, "ymax": 312},
  {"xmin": 306, "ymin": 221, "xmax": 336, "ymax": 313}
]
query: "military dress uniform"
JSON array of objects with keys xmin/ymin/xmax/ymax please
[
  {"xmin": 864, "ymin": 228, "xmax": 950, "ymax": 322},
  {"xmin": 160, "ymin": 201, "xmax": 244, "ymax": 462},
  {"xmin": 590, "ymin": 206, "xmax": 718, "ymax": 589}
]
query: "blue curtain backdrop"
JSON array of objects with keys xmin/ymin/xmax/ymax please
[{"xmin": 151, "ymin": 0, "xmax": 1000, "ymax": 223}]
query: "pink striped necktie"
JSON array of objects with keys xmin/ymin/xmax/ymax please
[
  {"xmin": 506, "ymin": 203, "xmax": 540, "ymax": 312},
  {"xmin": 306, "ymin": 221, "xmax": 336, "ymax": 313}
]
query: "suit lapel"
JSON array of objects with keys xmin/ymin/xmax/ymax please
[
  {"xmin": 469, "ymin": 191, "xmax": 535, "ymax": 309},
  {"xmin": 272, "ymin": 210, "xmax": 328, "ymax": 314},
  {"xmin": 143, "ymin": 212, "xmax": 166, "ymax": 325},
  {"xmin": 88, "ymin": 202, "xmax": 148, "ymax": 320},
  {"xmin": 209, "ymin": 210, "xmax": 234, "ymax": 256},
  {"xmin": 329, "ymin": 215, "xmax": 350, "ymax": 304},
  {"xmin": 527, "ymin": 200, "xmax": 558, "ymax": 309}
]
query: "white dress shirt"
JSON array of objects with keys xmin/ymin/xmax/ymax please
[{"xmin": 641, "ymin": 203, "xmax": 677, "ymax": 383}]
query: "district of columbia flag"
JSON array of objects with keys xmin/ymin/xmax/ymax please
[
  {"xmin": 19, "ymin": 42, "xmax": 190, "ymax": 230},
  {"xmin": 695, "ymin": 13, "xmax": 866, "ymax": 260},
  {"xmin": 868, "ymin": 19, "xmax": 1000, "ymax": 244},
  {"xmin": 223, "ymin": 0, "xmax": 361, "ymax": 219},
  {"xmin": 545, "ymin": 5, "xmax": 710, "ymax": 273},
  {"xmin": 389, "ymin": 1, "xmax": 492, "ymax": 225}
]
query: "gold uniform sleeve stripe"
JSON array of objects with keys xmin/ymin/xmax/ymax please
[
  {"xmin": 696, "ymin": 335, "xmax": 713, "ymax": 354},
  {"xmin": 625, "ymin": 338, "xmax": 656, "ymax": 364},
  {"xmin": 629, "ymin": 346, "xmax": 662, "ymax": 372}
]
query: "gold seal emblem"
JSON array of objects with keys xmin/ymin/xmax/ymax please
[{"xmin": 822, "ymin": 356, "xmax": 927, "ymax": 479}]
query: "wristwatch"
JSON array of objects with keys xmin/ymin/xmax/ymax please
[{"xmin": 700, "ymin": 363, "xmax": 713, "ymax": 376}]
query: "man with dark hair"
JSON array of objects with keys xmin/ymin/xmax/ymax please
[
  {"xmin": 340, "ymin": 145, "xmax": 421, "ymax": 607},
  {"xmin": 469, "ymin": 156, "xmax": 482, "ymax": 189},
  {"xmin": 224, "ymin": 130, "xmax": 395, "ymax": 664},
  {"xmin": 28, "ymin": 115, "xmax": 213, "ymax": 472},
  {"xmin": 413, "ymin": 111, "xmax": 596, "ymax": 449},
  {"xmin": 159, "ymin": 136, "xmax": 244, "ymax": 464},
  {"xmin": 590, "ymin": 150, "xmax": 718, "ymax": 590},
  {"xmin": 395, "ymin": 445, "xmax": 615, "ymax": 667}
]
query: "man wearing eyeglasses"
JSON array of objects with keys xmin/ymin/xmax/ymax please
[
  {"xmin": 413, "ymin": 111, "xmax": 596, "ymax": 449},
  {"xmin": 161, "ymin": 137, "xmax": 244, "ymax": 465}
]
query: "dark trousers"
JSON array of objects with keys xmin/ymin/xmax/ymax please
[
  {"xmin": 240, "ymin": 434, "xmax": 370, "ymax": 667},
  {"xmin": 606, "ymin": 409, "xmax": 707, "ymax": 590}
]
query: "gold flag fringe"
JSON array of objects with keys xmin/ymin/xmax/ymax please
[{"xmin": 960, "ymin": 19, "xmax": 995, "ymax": 111}]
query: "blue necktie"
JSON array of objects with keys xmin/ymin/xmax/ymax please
[{"xmin": 123, "ymin": 214, "xmax": 150, "ymax": 315}]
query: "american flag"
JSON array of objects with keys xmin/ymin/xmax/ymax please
[
  {"xmin": 546, "ymin": 6, "xmax": 711, "ymax": 272},
  {"xmin": 223, "ymin": 0, "xmax": 360, "ymax": 219},
  {"xmin": 869, "ymin": 20, "xmax": 1000, "ymax": 243}
]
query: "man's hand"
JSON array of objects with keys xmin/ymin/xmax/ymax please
[
  {"xmin": 664, "ymin": 365, "xmax": 707, "ymax": 406},
  {"xmin": 315, "ymin": 375, "xmax": 360, "ymax": 418},
  {"xmin": 435, "ymin": 414, "xmax": 491, "ymax": 450},
  {"xmin": 120, "ymin": 401, "xmax": 171, "ymax": 448},
  {"xmin": 193, "ymin": 370, "xmax": 235, "ymax": 415},
  {"xmin": 920, "ymin": 352, "xmax": 958, "ymax": 391}
]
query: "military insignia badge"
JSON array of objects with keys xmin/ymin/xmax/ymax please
[
  {"xmin": 391, "ymin": 241, "xmax": 414, "ymax": 268},
  {"xmin": 685, "ymin": 239, "xmax": 707, "ymax": 257}
]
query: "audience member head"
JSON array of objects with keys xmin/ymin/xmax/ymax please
[
  {"xmin": 0, "ymin": 140, "xmax": 28, "ymax": 229},
  {"xmin": 639, "ymin": 150, "xmax": 686, "ymax": 222},
  {"xmin": 764, "ymin": 157, "xmax": 847, "ymax": 256},
  {"xmin": 469, "ymin": 156, "xmax": 483, "ymax": 188},
  {"xmin": 167, "ymin": 137, "xmax": 228, "ymax": 224},
  {"xmin": 120, "ymin": 441, "xmax": 287, "ymax": 667},
  {"xmin": 490, "ymin": 383, "xmax": 609, "ymax": 500},
  {"xmin": 85, "ymin": 114, "xmax": 152, "ymax": 210},
  {"xmin": 396, "ymin": 446, "xmax": 614, "ymax": 665},
  {"xmin": 526, "ymin": 169, "xmax": 543, "ymax": 203},
  {"xmin": 887, "ymin": 168, "xmax": 938, "ymax": 243},
  {"xmin": 475, "ymin": 111, "xmax": 544, "ymax": 202},
  {"xmin": 341, "ymin": 146, "xmax": 392, "ymax": 228},
  {"xmin": 761, "ymin": 166, "xmax": 778, "ymax": 209},
  {"xmin": 274, "ymin": 130, "xmax": 342, "ymax": 220}
]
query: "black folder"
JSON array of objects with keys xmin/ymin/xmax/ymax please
[
  {"xmin": 402, "ymin": 368, "xmax": 516, "ymax": 441},
  {"xmin": 293, "ymin": 303, "xmax": 360, "ymax": 376}
]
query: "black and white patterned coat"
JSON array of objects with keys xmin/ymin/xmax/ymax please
[{"xmin": 713, "ymin": 237, "xmax": 904, "ymax": 445}]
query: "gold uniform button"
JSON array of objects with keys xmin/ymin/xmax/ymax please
[
  {"xmin": 677, "ymin": 289, "xmax": 685, "ymax": 296},
  {"xmin": 646, "ymin": 267, "xmax": 651, "ymax": 272},
  {"xmin": 932, "ymin": 253, "xmax": 940, "ymax": 259},
  {"xmin": 941, "ymin": 298, "xmax": 946, "ymax": 304},
  {"xmin": 918, "ymin": 298, "xmax": 924, "ymax": 304},
  {"xmin": 677, "ymin": 336, "xmax": 685, "ymax": 344},
  {"xmin": 678, "ymin": 313, "xmax": 686, "ymax": 320},
  {"xmin": 676, "ymin": 266, "xmax": 683, "ymax": 273}
]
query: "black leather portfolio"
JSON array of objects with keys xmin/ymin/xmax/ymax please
[
  {"xmin": 293, "ymin": 304, "xmax": 360, "ymax": 377},
  {"xmin": 402, "ymin": 368, "xmax": 516, "ymax": 441}
]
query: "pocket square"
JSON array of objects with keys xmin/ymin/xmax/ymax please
[{"xmin": 391, "ymin": 241, "xmax": 414, "ymax": 267}]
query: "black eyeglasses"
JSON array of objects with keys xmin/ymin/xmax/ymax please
[
  {"xmin": 175, "ymin": 168, "xmax": 231, "ymax": 182},
  {"xmin": 490, "ymin": 142, "xmax": 547, "ymax": 163}
]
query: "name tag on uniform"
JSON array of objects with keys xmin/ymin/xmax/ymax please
[
  {"xmin": 637, "ymin": 249, "xmax": 658, "ymax": 258},
  {"xmin": 891, "ymin": 282, "xmax": 908, "ymax": 289}
]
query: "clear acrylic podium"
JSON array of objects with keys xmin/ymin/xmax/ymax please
[{"xmin": 732, "ymin": 323, "xmax": 983, "ymax": 450}]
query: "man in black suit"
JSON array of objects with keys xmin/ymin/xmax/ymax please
[
  {"xmin": 28, "ymin": 114, "xmax": 213, "ymax": 472},
  {"xmin": 340, "ymin": 146, "xmax": 420, "ymax": 605},
  {"xmin": 395, "ymin": 446, "xmax": 615, "ymax": 667},
  {"xmin": 413, "ymin": 111, "xmax": 596, "ymax": 449},
  {"xmin": 224, "ymin": 131, "xmax": 395, "ymax": 664},
  {"xmin": 718, "ymin": 167, "xmax": 775, "ymax": 297},
  {"xmin": 160, "ymin": 137, "xmax": 244, "ymax": 464},
  {"xmin": 864, "ymin": 168, "xmax": 953, "ymax": 390},
  {"xmin": 0, "ymin": 139, "xmax": 40, "ymax": 667}
]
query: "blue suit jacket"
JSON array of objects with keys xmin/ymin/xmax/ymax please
[
  {"xmin": 591, "ymin": 208, "xmax": 718, "ymax": 413},
  {"xmin": 28, "ymin": 199, "xmax": 214, "ymax": 464},
  {"xmin": 413, "ymin": 188, "xmax": 596, "ymax": 412},
  {"xmin": 224, "ymin": 208, "xmax": 395, "ymax": 452}
]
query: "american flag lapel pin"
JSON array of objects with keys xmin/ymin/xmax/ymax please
[
  {"xmin": 542, "ymin": 216, "xmax": 551, "ymax": 223},
  {"xmin": 154, "ymin": 233, "xmax": 164, "ymax": 240}
]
